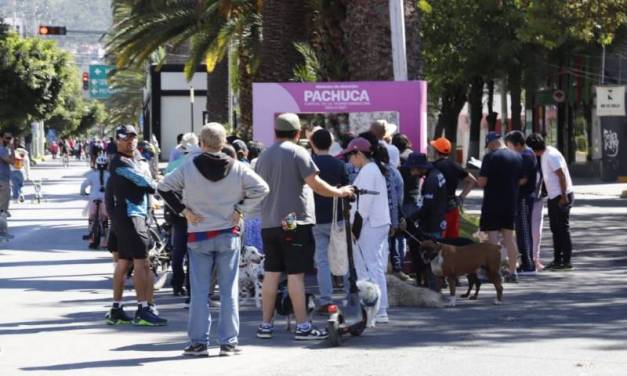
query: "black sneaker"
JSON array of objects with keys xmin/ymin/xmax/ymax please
[
  {"xmin": 545, "ymin": 261, "xmax": 562, "ymax": 270},
  {"xmin": 294, "ymin": 325, "xmax": 328, "ymax": 340},
  {"xmin": 105, "ymin": 307, "xmax": 132, "ymax": 325},
  {"xmin": 503, "ymin": 272, "xmax": 518, "ymax": 284},
  {"xmin": 183, "ymin": 343, "xmax": 208, "ymax": 357},
  {"xmin": 256, "ymin": 324, "xmax": 273, "ymax": 339},
  {"xmin": 173, "ymin": 287, "xmax": 186, "ymax": 296},
  {"xmin": 133, "ymin": 306, "xmax": 168, "ymax": 326},
  {"xmin": 551, "ymin": 263, "xmax": 574, "ymax": 271},
  {"xmin": 219, "ymin": 344, "xmax": 243, "ymax": 356}
]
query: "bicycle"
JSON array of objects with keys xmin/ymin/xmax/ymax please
[{"xmin": 87, "ymin": 199, "xmax": 108, "ymax": 249}]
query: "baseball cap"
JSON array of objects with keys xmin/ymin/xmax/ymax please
[
  {"xmin": 116, "ymin": 125, "xmax": 138, "ymax": 140},
  {"xmin": 231, "ymin": 139, "xmax": 248, "ymax": 154},
  {"xmin": 275, "ymin": 113, "xmax": 301, "ymax": 131},
  {"xmin": 338, "ymin": 137, "xmax": 372, "ymax": 156},
  {"xmin": 430, "ymin": 137, "xmax": 452, "ymax": 155},
  {"xmin": 485, "ymin": 131, "xmax": 501, "ymax": 147},
  {"xmin": 403, "ymin": 152, "xmax": 432, "ymax": 170}
]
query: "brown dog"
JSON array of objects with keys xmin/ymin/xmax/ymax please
[{"xmin": 420, "ymin": 240, "xmax": 503, "ymax": 306}]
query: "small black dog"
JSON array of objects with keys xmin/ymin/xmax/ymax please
[{"xmin": 275, "ymin": 279, "xmax": 316, "ymax": 332}]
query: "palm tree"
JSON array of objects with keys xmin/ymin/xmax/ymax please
[
  {"xmin": 107, "ymin": 0, "xmax": 262, "ymax": 137},
  {"xmin": 343, "ymin": 0, "xmax": 394, "ymax": 80},
  {"xmin": 256, "ymin": 0, "xmax": 310, "ymax": 82},
  {"xmin": 107, "ymin": 0, "xmax": 229, "ymax": 124}
]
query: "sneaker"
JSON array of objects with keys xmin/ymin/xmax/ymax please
[
  {"xmin": 375, "ymin": 313, "xmax": 390, "ymax": 323},
  {"xmin": 517, "ymin": 267, "xmax": 537, "ymax": 276},
  {"xmin": 172, "ymin": 287, "xmax": 186, "ymax": 296},
  {"xmin": 219, "ymin": 344, "xmax": 243, "ymax": 357},
  {"xmin": 133, "ymin": 306, "xmax": 168, "ymax": 326},
  {"xmin": 551, "ymin": 263, "xmax": 574, "ymax": 271},
  {"xmin": 545, "ymin": 261, "xmax": 562, "ymax": 270},
  {"xmin": 183, "ymin": 343, "xmax": 208, "ymax": 357},
  {"xmin": 504, "ymin": 272, "xmax": 518, "ymax": 283},
  {"xmin": 294, "ymin": 325, "xmax": 328, "ymax": 340},
  {"xmin": 148, "ymin": 303, "xmax": 159, "ymax": 316},
  {"xmin": 393, "ymin": 271, "xmax": 411, "ymax": 281},
  {"xmin": 105, "ymin": 307, "xmax": 133, "ymax": 325},
  {"xmin": 256, "ymin": 324, "xmax": 273, "ymax": 339}
]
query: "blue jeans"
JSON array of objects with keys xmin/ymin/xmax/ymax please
[
  {"xmin": 187, "ymin": 233, "xmax": 240, "ymax": 346},
  {"xmin": 10, "ymin": 170, "xmax": 24, "ymax": 200},
  {"xmin": 313, "ymin": 223, "xmax": 349, "ymax": 305},
  {"xmin": 389, "ymin": 233, "xmax": 406, "ymax": 272}
]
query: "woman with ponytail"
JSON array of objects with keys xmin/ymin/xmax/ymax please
[{"xmin": 339, "ymin": 135, "xmax": 391, "ymax": 324}]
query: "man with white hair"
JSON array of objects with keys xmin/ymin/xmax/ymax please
[
  {"xmin": 158, "ymin": 123, "xmax": 269, "ymax": 357},
  {"xmin": 370, "ymin": 119, "xmax": 401, "ymax": 168}
]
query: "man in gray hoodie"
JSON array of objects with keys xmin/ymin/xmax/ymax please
[{"xmin": 158, "ymin": 123, "xmax": 269, "ymax": 357}]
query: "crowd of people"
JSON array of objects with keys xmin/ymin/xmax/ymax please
[{"xmin": 94, "ymin": 113, "xmax": 574, "ymax": 357}]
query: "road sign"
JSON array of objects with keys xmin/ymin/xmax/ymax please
[
  {"xmin": 88, "ymin": 64, "xmax": 114, "ymax": 100},
  {"xmin": 596, "ymin": 86, "xmax": 626, "ymax": 117}
]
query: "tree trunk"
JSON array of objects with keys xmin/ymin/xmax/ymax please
[
  {"xmin": 509, "ymin": 65, "xmax": 522, "ymax": 130},
  {"xmin": 404, "ymin": 0, "xmax": 422, "ymax": 80},
  {"xmin": 205, "ymin": 57, "xmax": 229, "ymax": 124},
  {"xmin": 238, "ymin": 49, "xmax": 254, "ymax": 140},
  {"xmin": 257, "ymin": 1, "xmax": 310, "ymax": 82},
  {"xmin": 486, "ymin": 79, "xmax": 497, "ymax": 131},
  {"xmin": 468, "ymin": 76, "xmax": 484, "ymax": 159},
  {"xmin": 344, "ymin": 0, "xmax": 394, "ymax": 80}
]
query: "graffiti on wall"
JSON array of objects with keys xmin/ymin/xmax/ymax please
[{"xmin": 603, "ymin": 129, "xmax": 619, "ymax": 158}]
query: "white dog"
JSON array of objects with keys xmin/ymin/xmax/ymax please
[
  {"xmin": 356, "ymin": 279, "xmax": 381, "ymax": 328},
  {"xmin": 238, "ymin": 246, "xmax": 264, "ymax": 308}
]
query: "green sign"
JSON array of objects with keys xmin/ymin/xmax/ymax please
[{"xmin": 89, "ymin": 64, "xmax": 114, "ymax": 99}]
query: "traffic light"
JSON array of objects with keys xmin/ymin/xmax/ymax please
[
  {"xmin": 38, "ymin": 25, "xmax": 67, "ymax": 35},
  {"xmin": 82, "ymin": 72, "xmax": 89, "ymax": 91}
]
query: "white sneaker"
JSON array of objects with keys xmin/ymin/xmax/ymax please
[{"xmin": 375, "ymin": 313, "xmax": 389, "ymax": 324}]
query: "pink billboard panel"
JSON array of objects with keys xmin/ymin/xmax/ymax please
[{"xmin": 252, "ymin": 81, "xmax": 428, "ymax": 152}]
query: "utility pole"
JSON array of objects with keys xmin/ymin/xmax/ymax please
[
  {"xmin": 389, "ymin": 0, "xmax": 408, "ymax": 81},
  {"xmin": 190, "ymin": 86, "xmax": 195, "ymax": 133}
]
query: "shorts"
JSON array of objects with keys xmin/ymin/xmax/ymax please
[
  {"xmin": 480, "ymin": 209, "xmax": 515, "ymax": 232},
  {"xmin": 108, "ymin": 215, "xmax": 150, "ymax": 260},
  {"xmin": 262, "ymin": 225, "xmax": 315, "ymax": 274}
]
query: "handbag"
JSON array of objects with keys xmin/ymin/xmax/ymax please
[{"xmin": 328, "ymin": 197, "xmax": 349, "ymax": 276}]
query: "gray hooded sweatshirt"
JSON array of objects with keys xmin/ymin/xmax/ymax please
[{"xmin": 157, "ymin": 151, "xmax": 269, "ymax": 234}]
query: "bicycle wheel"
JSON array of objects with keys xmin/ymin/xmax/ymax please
[{"xmin": 89, "ymin": 218, "xmax": 100, "ymax": 249}]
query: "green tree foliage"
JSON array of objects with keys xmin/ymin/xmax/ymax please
[
  {"xmin": 104, "ymin": 66, "xmax": 145, "ymax": 127},
  {"xmin": 0, "ymin": 29, "xmax": 76, "ymax": 133},
  {"xmin": 516, "ymin": 0, "xmax": 627, "ymax": 48}
]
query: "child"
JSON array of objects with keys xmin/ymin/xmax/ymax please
[{"xmin": 80, "ymin": 155, "xmax": 110, "ymax": 248}]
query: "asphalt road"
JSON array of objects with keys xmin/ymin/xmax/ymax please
[{"xmin": 1, "ymin": 159, "xmax": 626, "ymax": 376}]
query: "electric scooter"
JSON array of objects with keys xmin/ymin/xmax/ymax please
[{"xmin": 326, "ymin": 189, "xmax": 378, "ymax": 347}]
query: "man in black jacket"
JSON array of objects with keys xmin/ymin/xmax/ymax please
[
  {"xmin": 105, "ymin": 125, "xmax": 167, "ymax": 326},
  {"xmin": 403, "ymin": 152, "xmax": 447, "ymax": 288}
]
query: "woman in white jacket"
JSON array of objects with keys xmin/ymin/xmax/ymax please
[{"xmin": 339, "ymin": 136, "xmax": 391, "ymax": 323}]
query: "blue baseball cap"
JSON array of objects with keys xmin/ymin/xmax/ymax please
[{"xmin": 485, "ymin": 131, "xmax": 501, "ymax": 147}]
